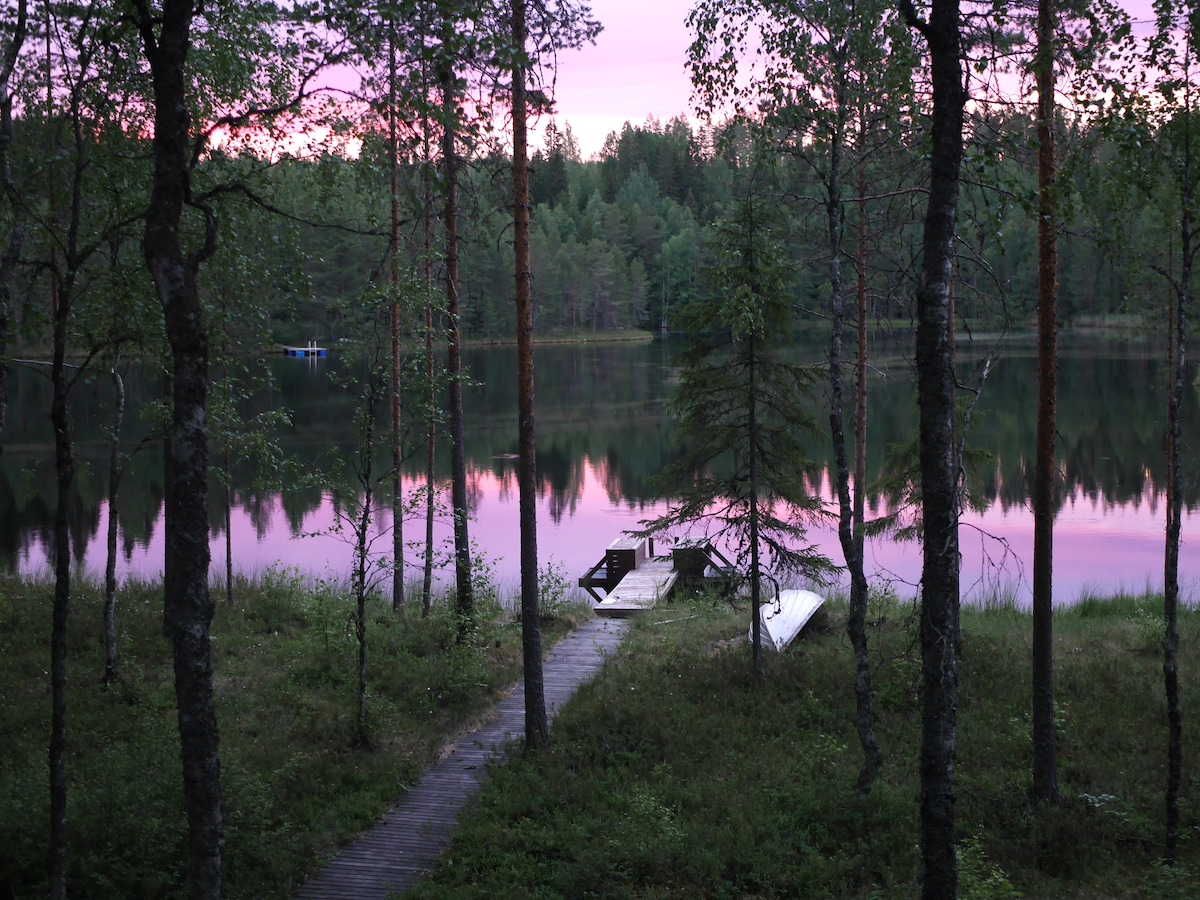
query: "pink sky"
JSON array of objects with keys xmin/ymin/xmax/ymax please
[
  {"xmin": 545, "ymin": 0, "xmax": 1161, "ymax": 159},
  {"xmin": 544, "ymin": 0, "xmax": 697, "ymax": 158}
]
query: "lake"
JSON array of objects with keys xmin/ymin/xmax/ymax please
[{"xmin": 2, "ymin": 331, "xmax": 1197, "ymax": 605}]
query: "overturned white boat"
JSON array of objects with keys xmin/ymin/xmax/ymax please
[{"xmin": 751, "ymin": 589, "xmax": 826, "ymax": 653}]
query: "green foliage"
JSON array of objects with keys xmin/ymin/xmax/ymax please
[
  {"xmin": 411, "ymin": 595, "xmax": 1200, "ymax": 897},
  {"xmin": 648, "ymin": 187, "xmax": 830, "ymax": 590},
  {"xmin": 957, "ymin": 835, "xmax": 1021, "ymax": 900},
  {"xmin": 0, "ymin": 570, "xmax": 544, "ymax": 898},
  {"xmin": 533, "ymin": 558, "xmax": 593, "ymax": 627}
]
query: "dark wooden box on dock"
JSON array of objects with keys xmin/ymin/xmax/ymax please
[
  {"xmin": 671, "ymin": 540, "xmax": 711, "ymax": 579},
  {"xmin": 606, "ymin": 536, "xmax": 648, "ymax": 585},
  {"xmin": 671, "ymin": 540, "xmax": 738, "ymax": 588}
]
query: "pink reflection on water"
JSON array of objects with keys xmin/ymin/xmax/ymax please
[{"xmin": 18, "ymin": 459, "xmax": 1199, "ymax": 606}]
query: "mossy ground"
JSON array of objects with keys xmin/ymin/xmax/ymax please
[
  {"xmin": 0, "ymin": 569, "xmax": 587, "ymax": 899},
  {"xmin": 413, "ymin": 590, "xmax": 1199, "ymax": 899},
  {"xmin": 2, "ymin": 575, "xmax": 1196, "ymax": 898}
]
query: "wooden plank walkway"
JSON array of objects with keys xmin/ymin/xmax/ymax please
[
  {"xmin": 593, "ymin": 557, "xmax": 678, "ymax": 618},
  {"xmin": 293, "ymin": 617, "xmax": 629, "ymax": 900}
]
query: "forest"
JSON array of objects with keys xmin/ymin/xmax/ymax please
[
  {"xmin": 0, "ymin": 20, "xmax": 1174, "ymax": 355},
  {"xmin": 0, "ymin": 107, "xmax": 1157, "ymax": 349},
  {"xmin": 2, "ymin": 1, "xmax": 1198, "ymax": 899}
]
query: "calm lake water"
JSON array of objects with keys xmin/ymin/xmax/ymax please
[{"xmin": 2, "ymin": 332, "xmax": 1197, "ymax": 605}]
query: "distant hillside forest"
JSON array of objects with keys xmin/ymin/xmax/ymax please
[
  {"xmin": 0, "ymin": 111, "xmax": 1167, "ymax": 350},
  {"xmin": 242, "ymin": 114, "xmax": 1141, "ymax": 344}
]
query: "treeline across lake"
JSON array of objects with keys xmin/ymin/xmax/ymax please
[
  {"xmin": 240, "ymin": 112, "xmax": 1150, "ymax": 344},
  {"xmin": 0, "ymin": 113, "xmax": 1160, "ymax": 353}
]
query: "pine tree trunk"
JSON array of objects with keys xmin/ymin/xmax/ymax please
[
  {"xmin": 0, "ymin": 0, "xmax": 24, "ymax": 464},
  {"xmin": 833, "ymin": 240, "xmax": 879, "ymax": 796},
  {"xmin": 829, "ymin": 91, "xmax": 881, "ymax": 795},
  {"xmin": 1164, "ymin": 299, "xmax": 1184, "ymax": 863},
  {"xmin": 442, "ymin": 65, "xmax": 473, "ymax": 631},
  {"xmin": 512, "ymin": 0, "xmax": 548, "ymax": 749},
  {"xmin": 389, "ymin": 21, "xmax": 404, "ymax": 614},
  {"xmin": 104, "ymin": 364, "xmax": 125, "ymax": 683},
  {"xmin": 49, "ymin": 271, "xmax": 72, "ymax": 900},
  {"xmin": 224, "ymin": 444, "xmax": 232, "ymax": 608},
  {"xmin": 902, "ymin": 0, "xmax": 965, "ymax": 895},
  {"xmin": 1031, "ymin": 0, "xmax": 1060, "ymax": 805},
  {"xmin": 423, "ymin": 276, "xmax": 436, "ymax": 616},
  {"xmin": 420, "ymin": 30, "xmax": 436, "ymax": 617},
  {"xmin": 851, "ymin": 170, "xmax": 880, "ymax": 794},
  {"xmin": 356, "ymin": 482, "xmax": 373, "ymax": 741},
  {"xmin": 0, "ymin": 270, "xmax": 8, "ymax": 462},
  {"xmin": 748, "ymin": 330, "xmax": 762, "ymax": 681}
]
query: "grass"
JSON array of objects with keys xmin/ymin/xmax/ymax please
[
  {"xmin": 3, "ymin": 575, "xmax": 1197, "ymax": 898},
  {"xmin": 0, "ymin": 567, "xmax": 591, "ymax": 900},
  {"xmin": 409, "ymin": 590, "xmax": 1199, "ymax": 899}
]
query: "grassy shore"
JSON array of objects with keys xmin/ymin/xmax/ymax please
[
  {"xmin": 2, "ymin": 576, "xmax": 1196, "ymax": 898},
  {"xmin": 411, "ymin": 591, "xmax": 1199, "ymax": 899},
  {"xmin": 0, "ymin": 568, "xmax": 589, "ymax": 899}
]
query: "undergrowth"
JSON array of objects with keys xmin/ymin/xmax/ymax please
[
  {"xmin": 0, "ymin": 566, "xmax": 591, "ymax": 899},
  {"xmin": 409, "ymin": 592, "xmax": 1199, "ymax": 899}
]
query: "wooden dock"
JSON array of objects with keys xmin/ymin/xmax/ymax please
[
  {"xmin": 293, "ymin": 617, "xmax": 628, "ymax": 900},
  {"xmin": 580, "ymin": 536, "xmax": 739, "ymax": 618},
  {"xmin": 592, "ymin": 557, "xmax": 678, "ymax": 617}
]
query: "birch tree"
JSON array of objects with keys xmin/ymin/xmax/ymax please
[{"xmin": 898, "ymin": 0, "xmax": 967, "ymax": 894}]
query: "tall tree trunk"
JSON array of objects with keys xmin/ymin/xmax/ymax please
[
  {"xmin": 901, "ymin": 0, "xmax": 965, "ymax": 895},
  {"xmin": 356, "ymin": 469, "xmax": 374, "ymax": 741},
  {"xmin": 853, "ymin": 174, "xmax": 877, "ymax": 780},
  {"xmin": 224, "ymin": 445, "xmax": 232, "ymax": 607},
  {"xmin": 0, "ymin": 0, "xmax": 25, "ymax": 463},
  {"xmin": 49, "ymin": 271, "xmax": 72, "ymax": 900},
  {"xmin": 0, "ymin": 245, "xmax": 10, "ymax": 460},
  {"xmin": 854, "ymin": 175, "xmax": 869, "ymax": 588},
  {"xmin": 419, "ymin": 12, "xmax": 436, "ymax": 616},
  {"xmin": 1162, "ymin": 67, "xmax": 1191, "ymax": 864},
  {"xmin": 104, "ymin": 364, "xmax": 125, "ymax": 683},
  {"xmin": 47, "ymin": 13, "xmax": 71, "ymax": 891},
  {"xmin": 749, "ymin": 330, "xmax": 762, "ymax": 681},
  {"xmin": 1164, "ymin": 296, "xmax": 1185, "ymax": 863},
  {"xmin": 512, "ymin": 0, "xmax": 548, "ymax": 749},
  {"xmin": 222, "ymin": 361, "xmax": 232, "ymax": 608},
  {"xmin": 441, "ymin": 63, "xmax": 473, "ymax": 631},
  {"xmin": 1031, "ymin": 0, "xmax": 1061, "ymax": 805},
  {"xmin": 132, "ymin": 2, "xmax": 225, "ymax": 895},
  {"xmin": 829, "ymin": 71, "xmax": 881, "ymax": 796},
  {"xmin": 423, "ymin": 132, "xmax": 436, "ymax": 617},
  {"xmin": 389, "ymin": 19, "xmax": 405, "ymax": 614}
]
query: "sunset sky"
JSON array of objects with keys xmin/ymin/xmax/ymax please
[
  {"xmin": 543, "ymin": 0, "xmax": 1161, "ymax": 160},
  {"xmin": 543, "ymin": 0, "xmax": 697, "ymax": 158}
]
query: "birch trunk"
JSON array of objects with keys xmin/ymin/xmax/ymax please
[{"xmin": 900, "ymin": 0, "xmax": 966, "ymax": 895}]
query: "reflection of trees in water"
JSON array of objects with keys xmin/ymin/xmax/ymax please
[
  {"xmin": 241, "ymin": 492, "xmax": 278, "ymax": 540},
  {"xmin": 969, "ymin": 354, "xmax": 1200, "ymax": 512},
  {"xmin": 2, "ymin": 341, "xmax": 1198, "ymax": 572},
  {"xmin": 0, "ymin": 457, "xmax": 108, "ymax": 572}
]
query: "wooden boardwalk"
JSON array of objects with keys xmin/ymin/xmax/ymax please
[
  {"xmin": 293, "ymin": 617, "xmax": 629, "ymax": 900},
  {"xmin": 593, "ymin": 557, "xmax": 678, "ymax": 618}
]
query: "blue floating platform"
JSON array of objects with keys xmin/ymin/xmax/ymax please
[{"xmin": 282, "ymin": 343, "xmax": 327, "ymax": 358}]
